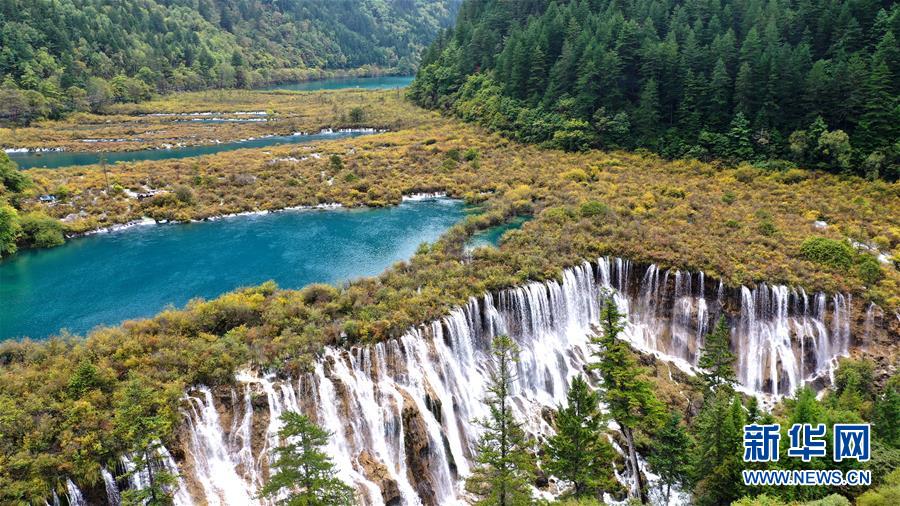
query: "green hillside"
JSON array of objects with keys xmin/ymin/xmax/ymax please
[
  {"xmin": 0, "ymin": 0, "xmax": 461, "ymax": 121},
  {"xmin": 411, "ymin": 0, "xmax": 900, "ymax": 179}
]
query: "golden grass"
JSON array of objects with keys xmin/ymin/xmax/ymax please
[
  {"xmin": 0, "ymin": 88, "xmax": 429, "ymax": 152},
  {"xmin": 14, "ymin": 92, "xmax": 899, "ymax": 307}
]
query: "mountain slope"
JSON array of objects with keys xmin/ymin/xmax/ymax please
[
  {"xmin": 411, "ymin": 0, "xmax": 900, "ymax": 179},
  {"xmin": 0, "ymin": 0, "xmax": 461, "ymax": 120}
]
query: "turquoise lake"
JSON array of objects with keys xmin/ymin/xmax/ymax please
[
  {"xmin": 0, "ymin": 198, "xmax": 464, "ymax": 340},
  {"xmin": 263, "ymin": 75, "xmax": 413, "ymax": 91},
  {"xmin": 9, "ymin": 131, "xmax": 368, "ymax": 170}
]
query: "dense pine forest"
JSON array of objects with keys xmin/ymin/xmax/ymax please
[
  {"xmin": 0, "ymin": 0, "xmax": 460, "ymax": 122},
  {"xmin": 411, "ymin": 0, "xmax": 900, "ymax": 180}
]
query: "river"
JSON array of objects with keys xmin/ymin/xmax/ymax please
[
  {"xmin": 0, "ymin": 198, "xmax": 464, "ymax": 340},
  {"xmin": 8, "ymin": 75, "xmax": 414, "ymax": 170}
]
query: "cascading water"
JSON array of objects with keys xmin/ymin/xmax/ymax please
[
  {"xmin": 101, "ymin": 468, "xmax": 120, "ymax": 506},
  {"xmin": 69, "ymin": 256, "xmax": 860, "ymax": 505},
  {"xmin": 65, "ymin": 479, "xmax": 86, "ymax": 506}
]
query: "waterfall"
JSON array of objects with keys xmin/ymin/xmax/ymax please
[
  {"xmin": 65, "ymin": 479, "xmax": 86, "ymax": 506},
  {"xmin": 101, "ymin": 468, "xmax": 120, "ymax": 506},
  {"xmin": 183, "ymin": 386, "xmax": 259, "ymax": 504},
  {"xmin": 156, "ymin": 257, "xmax": 855, "ymax": 504},
  {"xmin": 120, "ymin": 444, "xmax": 193, "ymax": 506}
]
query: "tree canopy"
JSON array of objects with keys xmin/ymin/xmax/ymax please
[
  {"xmin": 0, "ymin": 0, "xmax": 461, "ymax": 122},
  {"xmin": 411, "ymin": 0, "xmax": 900, "ymax": 179}
]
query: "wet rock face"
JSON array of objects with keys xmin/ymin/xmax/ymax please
[
  {"xmin": 358, "ymin": 450, "xmax": 402, "ymax": 506},
  {"xmin": 400, "ymin": 390, "xmax": 438, "ymax": 506}
]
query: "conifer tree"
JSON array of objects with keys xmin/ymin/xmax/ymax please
[
  {"xmin": 260, "ymin": 411, "xmax": 355, "ymax": 506},
  {"xmin": 466, "ymin": 335, "xmax": 535, "ymax": 506},
  {"xmin": 691, "ymin": 390, "xmax": 746, "ymax": 506},
  {"xmin": 698, "ymin": 316, "xmax": 737, "ymax": 390},
  {"xmin": 114, "ymin": 376, "xmax": 177, "ymax": 506},
  {"xmin": 544, "ymin": 375, "xmax": 615, "ymax": 498},
  {"xmin": 648, "ymin": 412, "xmax": 692, "ymax": 504},
  {"xmin": 590, "ymin": 297, "xmax": 664, "ymax": 503}
]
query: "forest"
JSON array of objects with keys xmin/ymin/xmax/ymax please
[
  {"xmin": 410, "ymin": 0, "xmax": 900, "ymax": 180},
  {"xmin": 0, "ymin": 0, "xmax": 460, "ymax": 122}
]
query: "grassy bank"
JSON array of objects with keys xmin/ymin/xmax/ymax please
[{"xmin": 0, "ymin": 88, "xmax": 422, "ymax": 153}]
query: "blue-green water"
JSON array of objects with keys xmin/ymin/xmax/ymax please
[
  {"xmin": 0, "ymin": 198, "xmax": 464, "ymax": 340},
  {"xmin": 264, "ymin": 75, "xmax": 413, "ymax": 92},
  {"xmin": 9, "ymin": 131, "xmax": 367, "ymax": 170},
  {"xmin": 467, "ymin": 216, "xmax": 532, "ymax": 249}
]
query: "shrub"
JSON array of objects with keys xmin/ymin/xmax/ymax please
[
  {"xmin": 778, "ymin": 168, "xmax": 808, "ymax": 184},
  {"xmin": 348, "ymin": 107, "xmax": 365, "ymax": 123},
  {"xmin": 758, "ymin": 219, "xmax": 777, "ymax": 236},
  {"xmin": 800, "ymin": 237, "xmax": 854, "ymax": 269},
  {"xmin": 446, "ymin": 148, "xmax": 461, "ymax": 162},
  {"xmin": 463, "ymin": 148, "xmax": 479, "ymax": 161},
  {"xmin": 0, "ymin": 153, "xmax": 31, "ymax": 194},
  {"xmin": 174, "ymin": 185, "xmax": 195, "ymax": 205},
  {"xmin": 561, "ymin": 168, "xmax": 589, "ymax": 182},
  {"xmin": 722, "ymin": 191, "xmax": 736, "ymax": 204},
  {"xmin": 734, "ymin": 166, "xmax": 759, "ymax": 183},
  {"xmin": 19, "ymin": 212, "xmax": 64, "ymax": 248},
  {"xmin": 857, "ymin": 255, "xmax": 884, "ymax": 285},
  {"xmin": 580, "ymin": 200, "xmax": 609, "ymax": 218},
  {"xmin": 0, "ymin": 203, "xmax": 21, "ymax": 256}
]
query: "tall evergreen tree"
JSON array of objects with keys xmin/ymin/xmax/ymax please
[
  {"xmin": 544, "ymin": 375, "xmax": 615, "ymax": 498},
  {"xmin": 648, "ymin": 412, "xmax": 692, "ymax": 504},
  {"xmin": 633, "ymin": 78, "xmax": 661, "ymax": 145},
  {"xmin": 697, "ymin": 316, "xmax": 737, "ymax": 390},
  {"xmin": 590, "ymin": 297, "xmax": 664, "ymax": 503},
  {"xmin": 466, "ymin": 335, "xmax": 535, "ymax": 506},
  {"xmin": 691, "ymin": 390, "xmax": 746, "ymax": 506},
  {"xmin": 260, "ymin": 411, "xmax": 355, "ymax": 506}
]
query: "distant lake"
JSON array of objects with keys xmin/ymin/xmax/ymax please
[
  {"xmin": 9, "ymin": 130, "xmax": 369, "ymax": 170},
  {"xmin": 0, "ymin": 198, "xmax": 464, "ymax": 340},
  {"xmin": 263, "ymin": 75, "xmax": 413, "ymax": 92}
]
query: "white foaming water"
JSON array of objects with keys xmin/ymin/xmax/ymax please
[
  {"xmin": 66, "ymin": 257, "xmax": 860, "ymax": 505},
  {"xmin": 101, "ymin": 468, "xmax": 120, "ymax": 506}
]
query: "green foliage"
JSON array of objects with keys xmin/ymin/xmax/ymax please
[
  {"xmin": 18, "ymin": 211, "xmax": 64, "ymax": 248},
  {"xmin": 260, "ymin": 411, "xmax": 355, "ymax": 506},
  {"xmin": 115, "ymin": 375, "xmax": 178, "ymax": 506},
  {"xmin": 0, "ymin": 152, "xmax": 31, "ymax": 194},
  {"xmin": 648, "ymin": 412, "xmax": 692, "ymax": 504},
  {"xmin": 800, "ymin": 237, "xmax": 855, "ymax": 270},
  {"xmin": 579, "ymin": 200, "xmax": 609, "ymax": 218},
  {"xmin": 348, "ymin": 107, "xmax": 366, "ymax": 124},
  {"xmin": 0, "ymin": 202, "xmax": 20, "ymax": 257},
  {"xmin": 0, "ymin": 0, "xmax": 461, "ymax": 122},
  {"xmin": 691, "ymin": 389, "xmax": 746, "ymax": 506},
  {"xmin": 329, "ymin": 154, "xmax": 344, "ymax": 173},
  {"xmin": 465, "ymin": 335, "xmax": 535, "ymax": 505},
  {"xmin": 857, "ymin": 468, "xmax": 900, "ymax": 506},
  {"xmin": 856, "ymin": 255, "xmax": 885, "ymax": 286},
  {"xmin": 873, "ymin": 374, "xmax": 900, "ymax": 448},
  {"xmin": 590, "ymin": 297, "xmax": 664, "ymax": 502},
  {"xmin": 544, "ymin": 375, "xmax": 615, "ymax": 498},
  {"xmin": 412, "ymin": 0, "xmax": 900, "ymax": 178},
  {"xmin": 698, "ymin": 317, "xmax": 737, "ymax": 391},
  {"xmin": 591, "ymin": 297, "xmax": 664, "ymax": 432}
]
